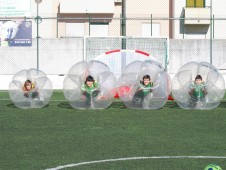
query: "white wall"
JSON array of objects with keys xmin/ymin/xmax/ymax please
[
  {"xmin": 60, "ymin": 0, "xmax": 114, "ymax": 13},
  {"xmin": 0, "ymin": 38, "xmax": 84, "ymax": 75},
  {"xmin": 1, "ymin": 38, "xmax": 226, "ymax": 90},
  {"xmin": 169, "ymin": 39, "xmax": 226, "ymax": 73}
]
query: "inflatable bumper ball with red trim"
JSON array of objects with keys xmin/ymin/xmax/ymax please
[
  {"xmin": 63, "ymin": 60, "xmax": 117, "ymax": 109},
  {"xmin": 117, "ymin": 60, "xmax": 171, "ymax": 109},
  {"xmin": 172, "ymin": 62, "xmax": 225, "ymax": 109},
  {"xmin": 9, "ymin": 68, "xmax": 53, "ymax": 109}
]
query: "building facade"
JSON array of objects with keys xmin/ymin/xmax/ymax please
[
  {"xmin": 173, "ymin": 0, "xmax": 226, "ymax": 39},
  {"xmin": 1, "ymin": 0, "xmax": 226, "ymax": 39}
]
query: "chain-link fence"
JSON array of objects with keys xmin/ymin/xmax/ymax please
[
  {"xmin": 0, "ymin": 16, "xmax": 226, "ymax": 76},
  {"xmin": 0, "ymin": 36, "xmax": 168, "ymax": 75}
]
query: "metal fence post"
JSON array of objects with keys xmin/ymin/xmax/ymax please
[
  {"xmin": 210, "ymin": 0, "xmax": 212, "ymax": 64},
  {"xmin": 35, "ymin": 0, "xmax": 42, "ymax": 70}
]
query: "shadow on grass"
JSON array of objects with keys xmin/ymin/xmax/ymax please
[
  {"xmin": 57, "ymin": 101, "xmax": 127, "ymax": 110},
  {"xmin": 218, "ymin": 101, "xmax": 226, "ymax": 108},
  {"xmin": 109, "ymin": 101, "xmax": 127, "ymax": 109},
  {"xmin": 164, "ymin": 101, "xmax": 226, "ymax": 109},
  {"xmin": 7, "ymin": 103, "xmax": 50, "ymax": 109},
  {"xmin": 110, "ymin": 101, "xmax": 180, "ymax": 109},
  {"xmin": 57, "ymin": 102, "xmax": 73, "ymax": 109},
  {"xmin": 6, "ymin": 103, "xmax": 17, "ymax": 108},
  {"xmin": 164, "ymin": 101, "xmax": 180, "ymax": 109}
]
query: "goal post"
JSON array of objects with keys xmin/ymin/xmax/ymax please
[{"xmin": 84, "ymin": 36, "xmax": 168, "ymax": 70}]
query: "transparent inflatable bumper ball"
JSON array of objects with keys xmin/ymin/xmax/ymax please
[
  {"xmin": 63, "ymin": 60, "xmax": 117, "ymax": 109},
  {"xmin": 172, "ymin": 62, "xmax": 225, "ymax": 109},
  {"xmin": 117, "ymin": 60, "xmax": 171, "ymax": 109},
  {"xmin": 9, "ymin": 68, "xmax": 53, "ymax": 109}
]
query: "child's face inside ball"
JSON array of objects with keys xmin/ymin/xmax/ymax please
[
  {"xmin": 195, "ymin": 78, "xmax": 202, "ymax": 85},
  {"xmin": 143, "ymin": 78, "xmax": 151, "ymax": 86},
  {"xmin": 25, "ymin": 83, "xmax": 32, "ymax": 91},
  {"xmin": 86, "ymin": 81, "xmax": 94, "ymax": 87}
]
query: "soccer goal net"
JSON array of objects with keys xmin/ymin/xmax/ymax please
[{"xmin": 85, "ymin": 36, "xmax": 168, "ymax": 70}]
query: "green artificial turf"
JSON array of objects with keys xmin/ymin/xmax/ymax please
[{"xmin": 0, "ymin": 91, "xmax": 225, "ymax": 170}]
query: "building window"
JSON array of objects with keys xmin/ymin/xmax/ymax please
[
  {"xmin": 186, "ymin": 0, "xmax": 205, "ymax": 8},
  {"xmin": 90, "ymin": 23, "xmax": 109, "ymax": 36},
  {"xmin": 141, "ymin": 23, "xmax": 160, "ymax": 37},
  {"xmin": 66, "ymin": 23, "xmax": 85, "ymax": 37}
]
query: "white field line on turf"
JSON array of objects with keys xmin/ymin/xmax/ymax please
[{"xmin": 46, "ymin": 156, "xmax": 226, "ymax": 170}]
